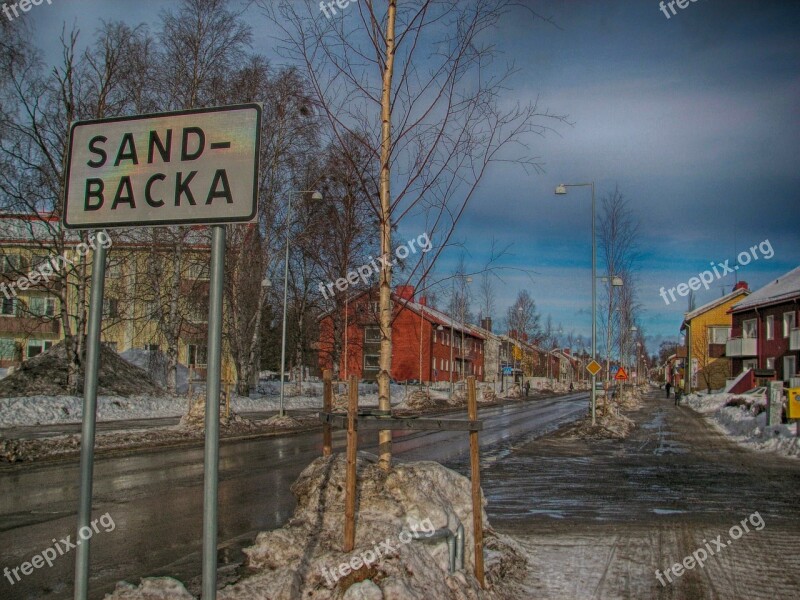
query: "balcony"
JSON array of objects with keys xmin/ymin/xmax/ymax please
[
  {"xmin": 791, "ymin": 328, "xmax": 800, "ymax": 351},
  {"xmin": 726, "ymin": 337, "xmax": 757, "ymax": 357}
]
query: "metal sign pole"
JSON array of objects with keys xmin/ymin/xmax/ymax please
[
  {"xmin": 202, "ymin": 224, "xmax": 226, "ymax": 600},
  {"xmin": 74, "ymin": 233, "xmax": 108, "ymax": 600}
]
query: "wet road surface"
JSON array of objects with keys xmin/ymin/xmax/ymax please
[
  {"xmin": 0, "ymin": 393, "xmax": 587, "ymax": 599},
  {"xmin": 470, "ymin": 390, "xmax": 800, "ymax": 599}
]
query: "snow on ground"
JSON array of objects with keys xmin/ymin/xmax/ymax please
[
  {"xmin": 0, "ymin": 383, "xmax": 417, "ymax": 428},
  {"xmin": 105, "ymin": 454, "xmax": 528, "ymax": 600},
  {"xmin": 686, "ymin": 392, "xmax": 800, "ymax": 458}
]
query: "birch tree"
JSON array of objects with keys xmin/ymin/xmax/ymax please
[{"xmin": 265, "ymin": 0, "xmax": 566, "ymax": 469}]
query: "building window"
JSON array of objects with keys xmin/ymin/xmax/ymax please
[
  {"xmin": 369, "ymin": 301, "xmax": 380, "ymax": 315},
  {"xmin": 784, "ymin": 356, "xmax": 797, "ymax": 381},
  {"xmin": 102, "ymin": 298, "xmax": 119, "ymax": 318},
  {"xmin": 742, "ymin": 319, "xmax": 757, "ymax": 339},
  {"xmin": 708, "ymin": 326, "xmax": 730, "ymax": 344},
  {"xmin": 364, "ymin": 354, "xmax": 380, "ymax": 370},
  {"xmin": 186, "ymin": 261, "xmax": 209, "ymax": 280},
  {"xmin": 783, "ymin": 312, "xmax": 796, "ymax": 338},
  {"xmin": 765, "ymin": 315, "xmax": 774, "ymax": 340},
  {"xmin": 766, "ymin": 357, "xmax": 775, "ymax": 369},
  {"xmin": 1, "ymin": 254, "xmax": 23, "ymax": 272},
  {"xmin": 29, "ymin": 296, "xmax": 56, "ymax": 317},
  {"xmin": 0, "ymin": 338, "xmax": 17, "ymax": 360},
  {"xmin": 365, "ymin": 326, "xmax": 381, "ymax": 343},
  {"xmin": 1, "ymin": 297, "xmax": 16, "ymax": 316},
  {"xmin": 26, "ymin": 339, "xmax": 52, "ymax": 358},
  {"xmin": 188, "ymin": 344, "xmax": 208, "ymax": 367}
]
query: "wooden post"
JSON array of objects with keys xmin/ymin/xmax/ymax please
[
  {"xmin": 323, "ymin": 369, "xmax": 333, "ymax": 456},
  {"xmin": 343, "ymin": 374, "xmax": 358, "ymax": 552},
  {"xmin": 467, "ymin": 376, "xmax": 485, "ymax": 587},
  {"xmin": 225, "ymin": 381, "xmax": 230, "ymax": 419}
]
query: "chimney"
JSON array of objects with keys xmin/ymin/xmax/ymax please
[
  {"xmin": 733, "ymin": 281, "xmax": 749, "ymax": 291},
  {"xmin": 395, "ymin": 285, "xmax": 415, "ymax": 301},
  {"xmin": 480, "ymin": 317, "xmax": 492, "ymax": 332},
  {"xmin": 419, "ymin": 296, "xmax": 427, "ymax": 306}
]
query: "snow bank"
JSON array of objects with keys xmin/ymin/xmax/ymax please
[
  {"xmin": 105, "ymin": 454, "xmax": 527, "ymax": 599},
  {"xmin": 686, "ymin": 392, "xmax": 800, "ymax": 458}
]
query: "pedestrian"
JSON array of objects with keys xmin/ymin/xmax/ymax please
[
  {"xmin": 675, "ymin": 387, "xmax": 682, "ymax": 406},
  {"xmin": 524, "ymin": 381, "xmax": 530, "ymax": 397},
  {"xmin": 569, "ymin": 382, "xmax": 574, "ymax": 392},
  {"xmin": 665, "ymin": 381, "xmax": 671, "ymax": 398}
]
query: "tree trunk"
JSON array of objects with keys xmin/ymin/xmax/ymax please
[{"xmin": 377, "ymin": 0, "xmax": 397, "ymax": 471}]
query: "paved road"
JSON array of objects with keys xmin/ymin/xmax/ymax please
[
  {"xmin": 473, "ymin": 390, "xmax": 800, "ymax": 599},
  {"xmin": 0, "ymin": 393, "xmax": 587, "ymax": 599}
]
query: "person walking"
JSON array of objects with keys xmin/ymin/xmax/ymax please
[
  {"xmin": 524, "ymin": 381, "xmax": 530, "ymax": 397},
  {"xmin": 665, "ymin": 381, "xmax": 672, "ymax": 398}
]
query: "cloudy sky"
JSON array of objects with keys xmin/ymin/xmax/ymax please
[{"xmin": 20, "ymin": 0, "xmax": 800, "ymax": 354}]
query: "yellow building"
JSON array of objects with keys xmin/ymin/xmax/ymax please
[
  {"xmin": 0, "ymin": 213, "xmax": 228, "ymax": 382},
  {"xmin": 680, "ymin": 283, "xmax": 750, "ymax": 392}
]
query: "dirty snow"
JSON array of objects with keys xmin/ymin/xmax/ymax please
[
  {"xmin": 105, "ymin": 455, "xmax": 529, "ymax": 599},
  {"xmin": 686, "ymin": 392, "xmax": 800, "ymax": 458}
]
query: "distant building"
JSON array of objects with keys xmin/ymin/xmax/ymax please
[
  {"xmin": 680, "ymin": 282, "xmax": 750, "ymax": 392},
  {"xmin": 0, "ymin": 213, "xmax": 228, "ymax": 378},
  {"xmin": 317, "ymin": 286, "xmax": 485, "ymax": 382},
  {"xmin": 726, "ymin": 266, "xmax": 800, "ymax": 385}
]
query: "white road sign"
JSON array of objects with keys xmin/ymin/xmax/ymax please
[{"xmin": 63, "ymin": 104, "xmax": 261, "ymax": 229}]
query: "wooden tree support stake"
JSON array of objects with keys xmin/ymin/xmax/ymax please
[
  {"xmin": 322, "ymin": 369, "xmax": 333, "ymax": 456},
  {"xmin": 467, "ymin": 376, "xmax": 485, "ymax": 587},
  {"xmin": 343, "ymin": 374, "xmax": 358, "ymax": 552}
]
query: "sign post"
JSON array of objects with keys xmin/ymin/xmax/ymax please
[
  {"xmin": 64, "ymin": 104, "xmax": 261, "ymax": 600},
  {"xmin": 586, "ymin": 360, "xmax": 602, "ymax": 422},
  {"xmin": 73, "ymin": 235, "xmax": 107, "ymax": 600}
]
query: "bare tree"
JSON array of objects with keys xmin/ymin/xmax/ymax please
[
  {"xmin": 598, "ymin": 186, "xmax": 641, "ymax": 385},
  {"xmin": 506, "ymin": 290, "xmax": 541, "ymax": 342},
  {"xmin": 0, "ymin": 22, "xmax": 146, "ymax": 392},
  {"xmin": 265, "ymin": 0, "xmax": 566, "ymax": 469}
]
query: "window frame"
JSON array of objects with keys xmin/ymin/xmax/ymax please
[
  {"xmin": 783, "ymin": 311, "xmax": 796, "ymax": 338},
  {"xmin": 363, "ymin": 353, "xmax": 380, "ymax": 370},
  {"xmin": 765, "ymin": 315, "xmax": 774, "ymax": 340}
]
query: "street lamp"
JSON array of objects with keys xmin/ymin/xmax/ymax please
[
  {"xmin": 555, "ymin": 182, "xmax": 598, "ymax": 424},
  {"xmin": 279, "ymin": 190, "xmax": 322, "ymax": 417}
]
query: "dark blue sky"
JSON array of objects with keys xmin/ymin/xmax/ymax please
[{"xmin": 21, "ymin": 0, "xmax": 800, "ymax": 353}]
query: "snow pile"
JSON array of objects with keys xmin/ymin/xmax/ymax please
[
  {"xmin": 105, "ymin": 454, "xmax": 527, "ymax": 599},
  {"xmin": 505, "ymin": 384, "xmax": 521, "ymax": 399},
  {"xmin": 686, "ymin": 392, "xmax": 800, "ymax": 458},
  {"xmin": 395, "ymin": 388, "xmax": 452, "ymax": 411},
  {"xmin": 106, "ymin": 577, "xmax": 194, "ymax": 599},
  {"xmin": 120, "ymin": 349, "xmax": 193, "ymax": 394},
  {"xmin": 0, "ymin": 342, "xmax": 163, "ymax": 398},
  {"xmin": 480, "ymin": 387, "xmax": 497, "ymax": 403},
  {"xmin": 0, "ymin": 394, "xmax": 190, "ymax": 428},
  {"xmin": 178, "ymin": 393, "xmax": 258, "ymax": 434}
]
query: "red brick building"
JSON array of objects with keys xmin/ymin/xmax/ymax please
[
  {"xmin": 318, "ymin": 286, "xmax": 485, "ymax": 382},
  {"xmin": 727, "ymin": 266, "xmax": 800, "ymax": 384}
]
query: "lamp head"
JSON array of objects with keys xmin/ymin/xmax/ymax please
[
  {"xmin": 555, "ymin": 184, "xmax": 567, "ymax": 195},
  {"xmin": 310, "ymin": 191, "xmax": 323, "ymax": 201}
]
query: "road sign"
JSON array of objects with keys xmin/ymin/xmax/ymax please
[
  {"xmin": 64, "ymin": 104, "xmax": 261, "ymax": 229},
  {"xmin": 502, "ymin": 366, "xmax": 513, "ymax": 376},
  {"xmin": 615, "ymin": 367, "xmax": 628, "ymax": 381},
  {"xmin": 586, "ymin": 360, "xmax": 602, "ymax": 376},
  {"xmin": 610, "ymin": 365, "xmax": 619, "ymax": 375}
]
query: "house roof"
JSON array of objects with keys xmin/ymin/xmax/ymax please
[
  {"xmin": 680, "ymin": 287, "xmax": 750, "ymax": 329},
  {"xmin": 729, "ymin": 266, "xmax": 800, "ymax": 312},
  {"xmin": 396, "ymin": 296, "xmax": 486, "ymax": 339}
]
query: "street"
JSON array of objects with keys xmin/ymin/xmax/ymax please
[
  {"xmin": 474, "ymin": 390, "xmax": 800, "ymax": 599},
  {"xmin": 0, "ymin": 394, "xmax": 587, "ymax": 599}
]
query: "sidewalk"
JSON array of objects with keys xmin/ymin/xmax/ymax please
[{"xmin": 484, "ymin": 388, "xmax": 800, "ymax": 599}]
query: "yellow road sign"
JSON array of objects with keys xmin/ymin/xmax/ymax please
[{"xmin": 586, "ymin": 360, "xmax": 602, "ymax": 376}]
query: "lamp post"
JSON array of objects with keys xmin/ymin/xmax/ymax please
[
  {"xmin": 555, "ymin": 183, "xmax": 598, "ymax": 424},
  {"xmin": 279, "ymin": 190, "xmax": 322, "ymax": 417}
]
